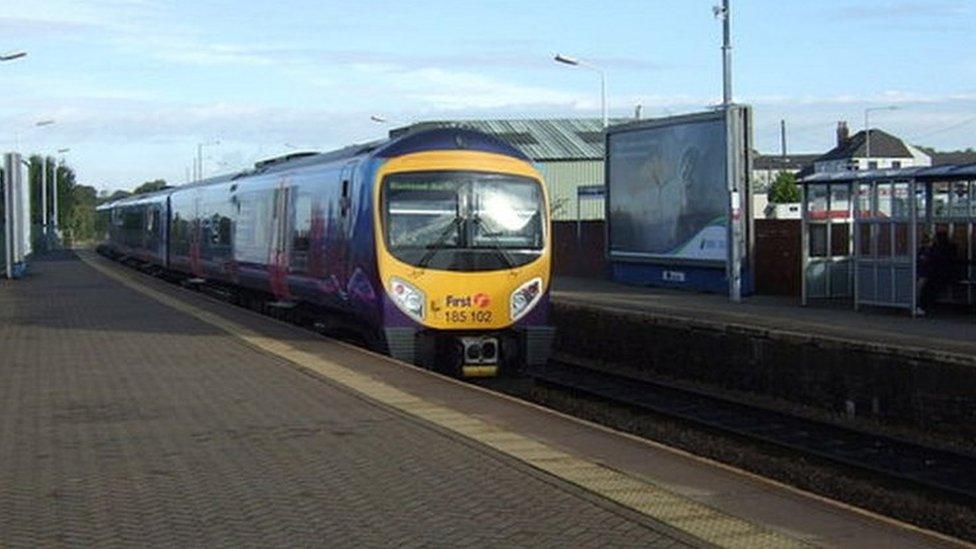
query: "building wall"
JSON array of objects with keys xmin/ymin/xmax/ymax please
[{"xmin": 536, "ymin": 160, "xmax": 604, "ymax": 221}]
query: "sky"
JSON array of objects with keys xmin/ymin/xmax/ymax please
[{"xmin": 2, "ymin": 0, "xmax": 975, "ymax": 192}]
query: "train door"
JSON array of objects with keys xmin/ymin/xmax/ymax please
[{"xmin": 268, "ymin": 178, "xmax": 292, "ymax": 301}]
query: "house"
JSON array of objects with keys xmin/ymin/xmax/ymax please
[
  {"xmin": 812, "ymin": 122, "xmax": 931, "ymax": 173},
  {"xmin": 752, "ymin": 153, "xmax": 818, "ymax": 192}
]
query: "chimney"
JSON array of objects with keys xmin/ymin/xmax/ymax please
[
  {"xmin": 836, "ymin": 121, "xmax": 850, "ymax": 147},
  {"xmin": 634, "ymin": 104, "xmax": 643, "ymax": 120}
]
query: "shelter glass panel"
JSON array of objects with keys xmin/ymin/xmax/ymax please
[
  {"xmin": 933, "ymin": 183, "xmax": 950, "ymax": 218},
  {"xmin": 950, "ymin": 181, "xmax": 969, "ymax": 218},
  {"xmin": 915, "ymin": 186, "xmax": 926, "ymax": 219},
  {"xmin": 808, "ymin": 184, "xmax": 828, "ymax": 219},
  {"xmin": 829, "ymin": 184, "xmax": 850, "ymax": 218},
  {"xmin": 856, "ymin": 183, "xmax": 871, "ymax": 218},
  {"xmin": 877, "ymin": 223, "xmax": 891, "ymax": 257},
  {"xmin": 877, "ymin": 183, "xmax": 893, "ymax": 219},
  {"xmin": 858, "ymin": 224, "xmax": 872, "ymax": 257},
  {"xmin": 892, "ymin": 182, "xmax": 911, "ymax": 219},
  {"xmin": 952, "ymin": 225, "xmax": 968, "ymax": 261},
  {"xmin": 894, "ymin": 223, "xmax": 910, "ymax": 258},
  {"xmin": 809, "ymin": 224, "xmax": 827, "ymax": 257},
  {"xmin": 830, "ymin": 223, "xmax": 850, "ymax": 256}
]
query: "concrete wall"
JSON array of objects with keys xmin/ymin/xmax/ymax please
[{"xmin": 552, "ymin": 303, "xmax": 976, "ymax": 439}]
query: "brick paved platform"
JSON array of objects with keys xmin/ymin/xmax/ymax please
[
  {"xmin": 1, "ymin": 252, "xmax": 961, "ymax": 548},
  {"xmin": 0, "ymin": 252, "xmax": 691, "ymax": 547}
]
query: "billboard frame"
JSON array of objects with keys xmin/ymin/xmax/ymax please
[{"xmin": 603, "ymin": 106, "xmax": 753, "ymax": 293}]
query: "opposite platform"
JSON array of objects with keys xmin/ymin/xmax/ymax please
[{"xmin": 552, "ymin": 276, "xmax": 976, "ymax": 363}]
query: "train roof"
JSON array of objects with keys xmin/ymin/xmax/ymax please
[{"xmin": 99, "ymin": 127, "xmax": 533, "ymax": 210}]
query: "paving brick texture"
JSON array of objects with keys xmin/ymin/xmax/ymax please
[{"xmin": 0, "ymin": 252, "xmax": 690, "ymax": 548}]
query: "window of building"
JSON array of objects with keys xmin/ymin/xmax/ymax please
[{"xmin": 867, "ymin": 161, "xmax": 878, "ymax": 170}]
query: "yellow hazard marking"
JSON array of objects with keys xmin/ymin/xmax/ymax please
[
  {"xmin": 79, "ymin": 250, "xmax": 809, "ymax": 548},
  {"xmin": 461, "ymin": 365, "xmax": 498, "ymax": 378}
]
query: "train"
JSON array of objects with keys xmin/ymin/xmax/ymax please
[{"xmin": 97, "ymin": 127, "xmax": 554, "ymax": 377}]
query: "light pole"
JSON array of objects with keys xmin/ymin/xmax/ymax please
[
  {"xmin": 195, "ymin": 140, "xmax": 220, "ymax": 182},
  {"xmin": 34, "ymin": 120, "xmax": 55, "ymax": 238},
  {"xmin": 864, "ymin": 106, "xmax": 900, "ymax": 162},
  {"xmin": 554, "ymin": 54, "xmax": 608, "ymax": 128},
  {"xmin": 0, "ymin": 51, "xmax": 27, "ymax": 62},
  {"xmin": 713, "ymin": 0, "xmax": 741, "ymax": 302}
]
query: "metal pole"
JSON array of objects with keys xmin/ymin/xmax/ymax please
[
  {"xmin": 41, "ymin": 157, "xmax": 47, "ymax": 235},
  {"xmin": 53, "ymin": 159, "xmax": 59, "ymax": 233},
  {"xmin": 720, "ymin": 0, "xmax": 741, "ymax": 302},
  {"xmin": 197, "ymin": 144, "xmax": 203, "ymax": 182},
  {"xmin": 3, "ymin": 154, "xmax": 12, "ymax": 279},
  {"xmin": 780, "ymin": 119, "xmax": 787, "ymax": 157},
  {"xmin": 722, "ymin": 0, "xmax": 732, "ymax": 105},
  {"xmin": 600, "ymin": 70, "xmax": 608, "ymax": 129},
  {"xmin": 864, "ymin": 110, "xmax": 871, "ymax": 162}
]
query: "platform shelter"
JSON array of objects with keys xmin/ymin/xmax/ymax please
[{"xmin": 800, "ymin": 164, "xmax": 976, "ymax": 314}]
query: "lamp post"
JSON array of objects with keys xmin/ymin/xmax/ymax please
[
  {"xmin": 34, "ymin": 120, "xmax": 55, "ymax": 239},
  {"xmin": 0, "ymin": 51, "xmax": 27, "ymax": 62},
  {"xmin": 554, "ymin": 54, "xmax": 608, "ymax": 128},
  {"xmin": 864, "ymin": 106, "xmax": 900, "ymax": 162},
  {"xmin": 195, "ymin": 140, "xmax": 220, "ymax": 182},
  {"xmin": 713, "ymin": 0, "xmax": 742, "ymax": 302}
]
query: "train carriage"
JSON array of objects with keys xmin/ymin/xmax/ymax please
[{"xmin": 98, "ymin": 128, "xmax": 555, "ymax": 376}]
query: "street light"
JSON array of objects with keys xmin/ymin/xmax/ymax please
[
  {"xmin": 32, "ymin": 120, "xmax": 56, "ymax": 239},
  {"xmin": 864, "ymin": 106, "xmax": 900, "ymax": 161},
  {"xmin": 0, "ymin": 51, "xmax": 27, "ymax": 62},
  {"xmin": 554, "ymin": 53, "xmax": 608, "ymax": 128}
]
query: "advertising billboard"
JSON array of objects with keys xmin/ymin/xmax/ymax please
[{"xmin": 606, "ymin": 108, "xmax": 750, "ymax": 266}]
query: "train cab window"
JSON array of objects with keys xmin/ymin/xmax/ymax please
[{"xmin": 381, "ymin": 171, "xmax": 545, "ymax": 271}]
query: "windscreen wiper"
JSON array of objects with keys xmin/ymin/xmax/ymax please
[
  {"xmin": 417, "ymin": 216, "xmax": 463, "ymax": 269},
  {"xmin": 472, "ymin": 215, "xmax": 516, "ymax": 269}
]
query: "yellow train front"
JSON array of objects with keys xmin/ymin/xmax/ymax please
[{"xmin": 373, "ymin": 128, "xmax": 555, "ymax": 377}]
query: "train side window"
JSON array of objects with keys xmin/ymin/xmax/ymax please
[{"xmin": 341, "ymin": 179, "xmax": 351, "ymax": 216}]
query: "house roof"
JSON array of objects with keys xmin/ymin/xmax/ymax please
[
  {"xmin": 753, "ymin": 153, "xmax": 818, "ymax": 171},
  {"xmin": 930, "ymin": 149, "xmax": 976, "ymax": 166},
  {"xmin": 800, "ymin": 162, "xmax": 976, "ymax": 184},
  {"xmin": 389, "ymin": 118, "xmax": 627, "ymax": 161},
  {"xmin": 816, "ymin": 129, "xmax": 913, "ymax": 162}
]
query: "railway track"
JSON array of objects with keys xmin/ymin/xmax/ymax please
[{"xmin": 529, "ymin": 358, "xmax": 976, "ymax": 506}]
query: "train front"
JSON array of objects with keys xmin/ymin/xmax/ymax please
[{"xmin": 373, "ymin": 130, "xmax": 554, "ymax": 377}]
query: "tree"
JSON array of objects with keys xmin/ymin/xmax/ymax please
[
  {"xmin": 768, "ymin": 171, "xmax": 800, "ymax": 204},
  {"xmin": 132, "ymin": 179, "xmax": 167, "ymax": 195}
]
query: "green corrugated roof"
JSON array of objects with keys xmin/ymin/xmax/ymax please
[{"xmin": 390, "ymin": 118, "xmax": 627, "ymax": 161}]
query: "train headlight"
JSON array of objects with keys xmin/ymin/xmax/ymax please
[
  {"xmin": 510, "ymin": 277, "xmax": 542, "ymax": 321},
  {"xmin": 390, "ymin": 277, "xmax": 426, "ymax": 320}
]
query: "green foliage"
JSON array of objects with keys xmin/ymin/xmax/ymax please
[
  {"xmin": 768, "ymin": 171, "xmax": 800, "ymax": 204},
  {"xmin": 132, "ymin": 179, "xmax": 167, "ymax": 195}
]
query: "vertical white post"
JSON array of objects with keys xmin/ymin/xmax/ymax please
[{"xmin": 41, "ymin": 157, "xmax": 47, "ymax": 237}]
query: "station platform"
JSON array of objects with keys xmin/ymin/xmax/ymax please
[
  {"xmin": 0, "ymin": 251, "xmax": 964, "ymax": 547},
  {"xmin": 552, "ymin": 276, "xmax": 976, "ymax": 363}
]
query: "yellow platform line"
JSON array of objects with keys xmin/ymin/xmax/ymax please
[{"xmin": 79, "ymin": 251, "xmax": 808, "ymax": 548}]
